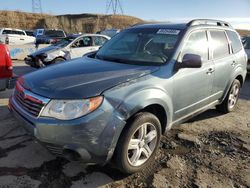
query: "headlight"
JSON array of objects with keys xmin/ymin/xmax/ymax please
[{"xmin": 40, "ymin": 96, "xmax": 103, "ymax": 120}]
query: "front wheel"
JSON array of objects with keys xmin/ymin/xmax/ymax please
[
  {"xmin": 216, "ymin": 79, "xmax": 241, "ymax": 113},
  {"xmin": 53, "ymin": 57, "xmax": 65, "ymax": 64},
  {"xmin": 114, "ymin": 112, "xmax": 161, "ymax": 174}
]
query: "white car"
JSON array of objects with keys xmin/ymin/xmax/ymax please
[
  {"xmin": 0, "ymin": 28, "xmax": 36, "ymax": 45},
  {"xmin": 25, "ymin": 34, "xmax": 110, "ymax": 68}
]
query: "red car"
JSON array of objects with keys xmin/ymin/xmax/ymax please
[{"xmin": 0, "ymin": 43, "xmax": 15, "ymax": 91}]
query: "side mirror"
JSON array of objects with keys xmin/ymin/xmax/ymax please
[{"xmin": 177, "ymin": 53, "xmax": 202, "ymax": 69}]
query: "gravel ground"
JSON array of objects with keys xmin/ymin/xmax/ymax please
[{"xmin": 0, "ymin": 61, "xmax": 249, "ymax": 188}]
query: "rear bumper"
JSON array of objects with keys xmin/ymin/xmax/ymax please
[{"xmin": 9, "ymin": 95, "xmax": 126, "ymax": 164}]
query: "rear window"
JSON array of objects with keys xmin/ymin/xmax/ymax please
[
  {"xmin": 2, "ymin": 30, "xmax": 12, "ymax": 34},
  {"xmin": 226, "ymin": 30, "xmax": 242, "ymax": 53},
  {"xmin": 2, "ymin": 30, "xmax": 25, "ymax": 35},
  {"xmin": 44, "ymin": 30, "xmax": 65, "ymax": 37},
  {"xmin": 210, "ymin": 30, "xmax": 230, "ymax": 59}
]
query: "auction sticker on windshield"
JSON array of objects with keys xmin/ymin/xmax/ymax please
[{"xmin": 157, "ymin": 29, "xmax": 180, "ymax": 35}]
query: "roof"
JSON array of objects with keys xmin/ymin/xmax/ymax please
[
  {"xmin": 130, "ymin": 19, "xmax": 233, "ymax": 31},
  {"xmin": 131, "ymin": 23, "xmax": 187, "ymax": 30}
]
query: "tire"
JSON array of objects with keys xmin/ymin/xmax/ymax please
[
  {"xmin": 53, "ymin": 57, "xmax": 65, "ymax": 64},
  {"xmin": 114, "ymin": 112, "xmax": 161, "ymax": 174},
  {"xmin": 216, "ymin": 79, "xmax": 241, "ymax": 113}
]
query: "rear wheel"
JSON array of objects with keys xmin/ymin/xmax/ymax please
[
  {"xmin": 114, "ymin": 112, "xmax": 161, "ymax": 174},
  {"xmin": 216, "ymin": 79, "xmax": 241, "ymax": 113}
]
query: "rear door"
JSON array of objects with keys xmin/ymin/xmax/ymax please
[
  {"xmin": 173, "ymin": 30, "xmax": 214, "ymax": 120},
  {"xmin": 70, "ymin": 36, "xmax": 94, "ymax": 58},
  {"xmin": 208, "ymin": 30, "xmax": 234, "ymax": 101}
]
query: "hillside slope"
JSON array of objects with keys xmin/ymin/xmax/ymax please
[
  {"xmin": 0, "ymin": 11, "xmax": 249, "ymax": 35},
  {"xmin": 0, "ymin": 11, "xmax": 143, "ymax": 33}
]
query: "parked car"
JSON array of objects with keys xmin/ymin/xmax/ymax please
[
  {"xmin": 100, "ymin": 28, "xmax": 120, "ymax": 37},
  {"xmin": 242, "ymin": 35, "xmax": 250, "ymax": 73},
  {"xmin": 35, "ymin": 29, "xmax": 67, "ymax": 45},
  {"xmin": 0, "ymin": 28, "xmax": 36, "ymax": 45},
  {"xmin": 25, "ymin": 34, "xmax": 110, "ymax": 68},
  {"xmin": 33, "ymin": 28, "xmax": 44, "ymax": 37},
  {"xmin": 0, "ymin": 42, "xmax": 15, "ymax": 91},
  {"xmin": 9, "ymin": 19, "xmax": 247, "ymax": 174}
]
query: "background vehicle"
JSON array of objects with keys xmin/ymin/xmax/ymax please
[
  {"xmin": 100, "ymin": 28, "xmax": 120, "ymax": 37},
  {"xmin": 9, "ymin": 19, "xmax": 247, "ymax": 174},
  {"xmin": 0, "ymin": 28, "xmax": 35, "ymax": 45},
  {"xmin": 0, "ymin": 43, "xmax": 15, "ymax": 91},
  {"xmin": 242, "ymin": 35, "xmax": 250, "ymax": 73},
  {"xmin": 25, "ymin": 34, "xmax": 110, "ymax": 68},
  {"xmin": 35, "ymin": 29, "xmax": 67, "ymax": 45}
]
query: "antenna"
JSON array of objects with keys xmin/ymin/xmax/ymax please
[
  {"xmin": 32, "ymin": 0, "xmax": 42, "ymax": 13},
  {"xmin": 106, "ymin": 0, "xmax": 124, "ymax": 15}
]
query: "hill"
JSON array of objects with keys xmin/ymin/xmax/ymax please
[
  {"xmin": 0, "ymin": 11, "xmax": 249, "ymax": 35},
  {"xmin": 0, "ymin": 11, "xmax": 143, "ymax": 33}
]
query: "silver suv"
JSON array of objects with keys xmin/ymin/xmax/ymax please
[{"xmin": 9, "ymin": 19, "xmax": 247, "ymax": 174}]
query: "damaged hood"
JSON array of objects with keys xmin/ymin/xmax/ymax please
[
  {"xmin": 30, "ymin": 45, "xmax": 62, "ymax": 57},
  {"xmin": 22, "ymin": 57, "xmax": 159, "ymax": 99}
]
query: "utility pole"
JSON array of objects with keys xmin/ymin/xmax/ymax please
[
  {"xmin": 32, "ymin": 0, "xmax": 42, "ymax": 13},
  {"xmin": 106, "ymin": 0, "xmax": 124, "ymax": 15}
]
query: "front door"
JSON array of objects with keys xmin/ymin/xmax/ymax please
[
  {"xmin": 172, "ymin": 30, "xmax": 214, "ymax": 121},
  {"xmin": 70, "ymin": 36, "xmax": 96, "ymax": 59}
]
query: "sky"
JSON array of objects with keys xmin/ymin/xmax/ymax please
[{"xmin": 1, "ymin": 0, "xmax": 250, "ymax": 29}]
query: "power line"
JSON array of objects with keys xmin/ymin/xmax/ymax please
[
  {"xmin": 32, "ymin": 0, "xmax": 42, "ymax": 13},
  {"xmin": 106, "ymin": 0, "xmax": 124, "ymax": 15}
]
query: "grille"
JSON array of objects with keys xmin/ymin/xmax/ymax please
[{"xmin": 14, "ymin": 83, "xmax": 45, "ymax": 117}]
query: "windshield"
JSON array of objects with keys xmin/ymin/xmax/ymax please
[
  {"xmin": 52, "ymin": 38, "xmax": 74, "ymax": 47},
  {"xmin": 243, "ymin": 36, "xmax": 250, "ymax": 49},
  {"xmin": 96, "ymin": 28, "xmax": 181, "ymax": 65}
]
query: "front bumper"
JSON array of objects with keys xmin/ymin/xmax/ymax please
[{"xmin": 9, "ymin": 95, "xmax": 126, "ymax": 164}]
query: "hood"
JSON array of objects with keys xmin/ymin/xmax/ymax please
[
  {"xmin": 30, "ymin": 45, "xmax": 61, "ymax": 57},
  {"xmin": 22, "ymin": 57, "xmax": 159, "ymax": 99}
]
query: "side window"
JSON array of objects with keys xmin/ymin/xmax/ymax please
[
  {"xmin": 182, "ymin": 30, "xmax": 209, "ymax": 61},
  {"xmin": 72, "ymin": 37, "xmax": 92, "ymax": 48},
  {"xmin": 210, "ymin": 30, "xmax": 230, "ymax": 59},
  {"xmin": 94, "ymin": 36, "xmax": 108, "ymax": 46},
  {"xmin": 14, "ymin": 31, "xmax": 25, "ymax": 35},
  {"xmin": 226, "ymin": 30, "xmax": 242, "ymax": 53}
]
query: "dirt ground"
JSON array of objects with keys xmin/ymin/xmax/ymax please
[{"xmin": 0, "ymin": 61, "xmax": 249, "ymax": 188}]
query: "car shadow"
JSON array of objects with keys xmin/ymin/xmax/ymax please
[{"xmin": 187, "ymin": 108, "xmax": 223, "ymax": 123}]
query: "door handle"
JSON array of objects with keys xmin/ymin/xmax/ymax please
[
  {"xmin": 206, "ymin": 68, "xmax": 215, "ymax": 74},
  {"xmin": 20, "ymin": 39, "xmax": 24, "ymax": 40}
]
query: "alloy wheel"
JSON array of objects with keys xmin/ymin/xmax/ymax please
[{"xmin": 127, "ymin": 122, "xmax": 158, "ymax": 167}]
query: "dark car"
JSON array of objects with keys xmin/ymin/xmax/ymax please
[
  {"xmin": 35, "ymin": 29, "xmax": 67, "ymax": 45},
  {"xmin": 0, "ymin": 43, "xmax": 15, "ymax": 91},
  {"xmin": 242, "ymin": 35, "xmax": 250, "ymax": 73},
  {"xmin": 9, "ymin": 19, "xmax": 247, "ymax": 174}
]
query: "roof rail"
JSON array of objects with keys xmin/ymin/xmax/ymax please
[{"xmin": 187, "ymin": 19, "xmax": 232, "ymax": 28}]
